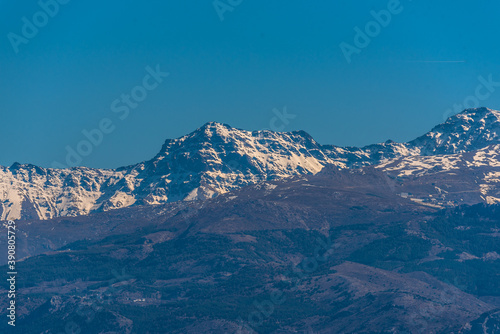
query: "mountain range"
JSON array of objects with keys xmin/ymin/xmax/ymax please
[{"xmin": 1, "ymin": 107, "xmax": 499, "ymax": 221}]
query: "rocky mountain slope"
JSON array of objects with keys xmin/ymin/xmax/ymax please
[
  {"xmin": 376, "ymin": 143, "xmax": 500, "ymax": 206},
  {"xmin": 409, "ymin": 107, "xmax": 500, "ymax": 155},
  {"xmin": 2, "ymin": 161, "xmax": 499, "ymax": 333},
  {"xmin": 1, "ymin": 107, "xmax": 499, "ymax": 221}
]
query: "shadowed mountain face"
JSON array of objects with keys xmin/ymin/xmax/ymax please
[
  {"xmin": 1, "ymin": 108, "xmax": 500, "ymax": 221},
  {"xmin": 1, "ymin": 163, "xmax": 499, "ymax": 333}
]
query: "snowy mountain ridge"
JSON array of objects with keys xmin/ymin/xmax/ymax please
[{"xmin": 1, "ymin": 107, "xmax": 500, "ymax": 221}]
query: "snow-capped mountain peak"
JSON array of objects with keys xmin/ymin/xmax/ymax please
[
  {"xmin": 409, "ymin": 107, "xmax": 500, "ymax": 155},
  {"xmin": 2, "ymin": 109, "xmax": 500, "ymax": 221}
]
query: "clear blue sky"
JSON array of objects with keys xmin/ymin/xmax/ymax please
[{"xmin": 2, "ymin": 0, "xmax": 500, "ymax": 168}]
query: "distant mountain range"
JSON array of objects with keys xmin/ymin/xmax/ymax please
[{"xmin": 1, "ymin": 107, "xmax": 499, "ymax": 221}]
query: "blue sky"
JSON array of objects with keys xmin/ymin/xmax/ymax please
[{"xmin": 2, "ymin": 0, "xmax": 500, "ymax": 168}]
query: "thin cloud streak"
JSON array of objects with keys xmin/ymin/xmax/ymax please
[{"xmin": 404, "ymin": 60, "xmax": 467, "ymax": 63}]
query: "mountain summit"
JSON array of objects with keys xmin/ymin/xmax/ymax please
[
  {"xmin": 1, "ymin": 108, "xmax": 500, "ymax": 221},
  {"xmin": 409, "ymin": 107, "xmax": 500, "ymax": 155}
]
